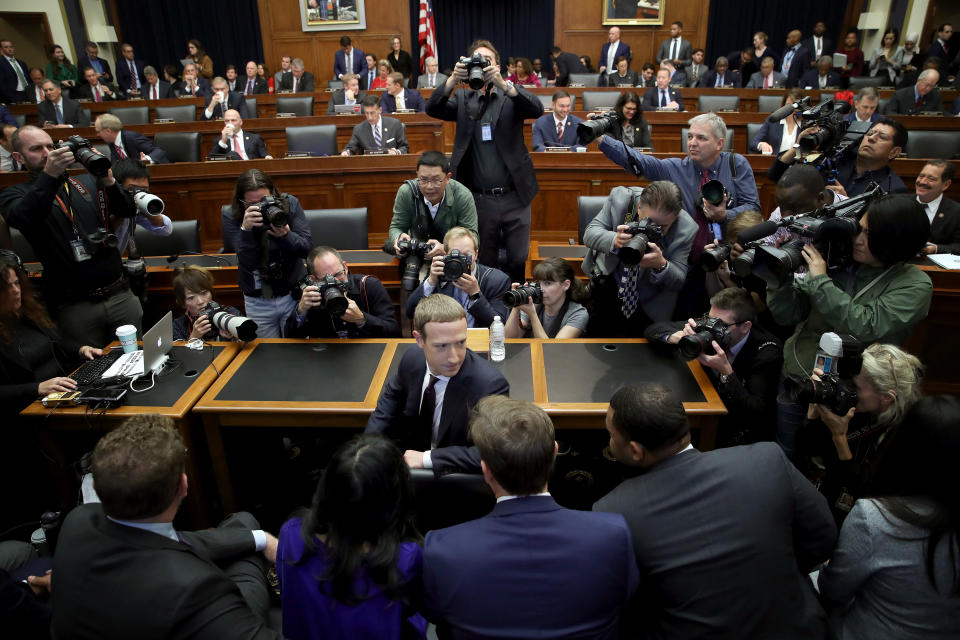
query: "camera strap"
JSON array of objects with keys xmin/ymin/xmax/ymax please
[{"xmin": 849, "ymin": 265, "xmax": 895, "ymax": 301}]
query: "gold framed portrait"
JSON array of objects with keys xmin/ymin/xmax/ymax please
[
  {"xmin": 603, "ymin": 0, "xmax": 664, "ymax": 26},
  {"xmin": 301, "ymin": 0, "xmax": 367, "ymax": 32}
]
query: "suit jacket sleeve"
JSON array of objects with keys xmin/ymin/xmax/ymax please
[
  {"xmin": 468, "ymin": 268, "xmax": 511, "ymax": 327},
  {"xmin": 356, "ymin": 276, "xmax": 400, "ymax": 337},
  {"xmin": 301, "ymin": 73, "xmax": 315, "ymax": 93},
  {"xmin": 251, "ymin": 135, "xmax": 269, "ymax": 159},
  {"xmin": 779, "ymin": 444, "xmax": 837, "ymax": 571},
  {"xmin": 345, "ymin": 123, "xmax": 365, "ymax": 155},
  {"xmin": 933, "ymin": 201, "xmax": 960, "ymax": 254},
  {"xmin": 76, "ymin": 104, "xmax": 91, "ymax": 127},
  {"xmin": 425, "ymin": 85, "xmax": 460, "ymax": 122},
  {"xmin": 531, "ymin": 118, "xmax": 547, "ymax": 151},
  {"xmin": 272, "ymin": 196, "xmax": 311, "ymax": 257},
  {"xmin": 129, "ymin": 131, "xmax": 169, "ymax": 164},
  {"xmin": 394, "ymin": 121, "xmax": 409, "ymax": 154},
  {"xmin": 364, "ymin": 356, "xmax": 412, "ymax": 436},
  {"xmin": 717, "ymin": 337, "xmax": 782, "ymax": 418}
]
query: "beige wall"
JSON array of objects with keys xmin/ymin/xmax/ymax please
[{"xmin": 0, "ymin": 0, "xmax": 74, "ymax": 63}]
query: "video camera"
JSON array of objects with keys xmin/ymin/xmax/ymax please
[
  {"xmin": 794, "ymin": 99, "xmax": 871, "ymax": 182},
  {"xmin": 204, "ymin": 301, "xmax": 258, "ymax": 341},
  {"xmin": 784, "ymin": 333, "xmax": 864, "ymax": 415},
  {"xmin": 577, "ymin": 111, "xmax": 620, "ymax": 145},
  {"xmin": 57, "ymin": 135, "xmax": 111, "ymax": 178},
  {"xmin": 459, "ymin": 53, "xmax": 490, "ymax": 90},
  {"xmin": 502, "ymin": 283, "xmax": 542, "ymax": 308},
  {"xmin": 678, "ymin": 317, "xmax": 735, "ymax": 360},
  {"xmin": 297, "ymin": 274, "xmax": 349, "ymax": 316},
  {"xmin": 619, "ymin": 219, "xmax": 664, "ymax": 266}
]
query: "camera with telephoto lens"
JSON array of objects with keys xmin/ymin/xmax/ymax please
[
  {"xmin": 442, "ymin": 249, "xmax": 472, "ymax": 281},
  {"xmin": 459, "ymin": 53, "xmax": 490, "ymax": 90},
  {"xmin": 700, "ymin": 242, "xmax": 732, "ymax": 272},
  {"xmin": 619, "ymin": 219, "xmax": 664, "ymax": 266},
  {"xmin": 678, "ymin": 317, "xmax": 734, "ymax": 360},
  {"xmin": 311, "ymin": 274, "xmax": 349, "ymax": 316},
  {"xmin": 502, "ymin": 283, "xmax": 542, "ymax": 308},
  {"xmin": 729, "ymin": 240, "xmax": 762, "ymax": 278},
  {"xmin": 699, "ymin": 179, "xmax": 734, "ymax": 211},
  {"xmin": 57, "ymin": 135, "xmax": 111, "ymax": 178},
  {"xmin": 204, "ymin": 301, "xmax": 258, "ymax": 341},
  {"xmin": 126, "ymin": 186, "xmax": 164, "ymax": 216},
  {"xmin": 577, "ymin": 111, "xmax": 621, "ymax": 145},
  {"xmin": 256, "ymin": 195, "xmax": 287, "ymax": 228},
  {"xmin": 382, "ymin": 238, "xmax": 434, "ymax": 291},
  {"xmin": 396, "ymin": 238, "xmax": 432, "ymax": 259},
  {"xmin": 784, "ymin": 334, "xmax": 864, "ymax": 415}
]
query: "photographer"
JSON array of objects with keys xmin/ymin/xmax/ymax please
[
  {"xmin": 504, "ymin": 257, "xmax": 590, "ymax": 339},
  {"xmin": 645, "ymin": 287, "xmax": 782, "ymax": 445},
  {"xmin": 767, "ymin": 194, "xmax": 932, "ymax": 458},
  {"xmin": 387, "ymin": 150, "xmax": 477, "ymax": 262},
  {"xmin": 171, "ymin": 265, "xmax": 240, "ymax": 341},
  {"xmin": 110, "ymin": 158, "xmax": 172, "ymax": 256},
  {"xmin": 405, "ymin": 226, "xmax": 509, "ymax": 328},
  {"xmin": 582, "ymin": 181, "xmax": 697, "ymax": 336},
  {"xmin": 284, "ymin": 246, "xmax": 399, "ymax": 339},
  {"xmin": 221, "ymin": 168, "xmax": 311, "ymax": 338},
  {"xmin": 0, "ymin": 125, "xmax": 141, "ymax": 347}
]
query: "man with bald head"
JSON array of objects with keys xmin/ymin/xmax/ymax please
[
  {"xmin": 241, "ymin": 61, "xmax": 268, "ymax": 95},
  {"xmin": 203, "ymin": 76, "xmax": 249, "ymax": 120},
  {"xmin": 208, "ymin": 109, "xmax": 271, "ymax": 160},
  {"xmin": 884, "ymin": 69, "xmax": 944, "ymax": 115},
  {"xmin": 781, "ymin": 30, "xmax": 813, "ymax": 87},
  {"xmin": 799, "ymin": 55, "xmax": 840, "ymax": 89},
  {"xmin": 600, "ymin": 26, "xmax": 631, "ymax": 75}
]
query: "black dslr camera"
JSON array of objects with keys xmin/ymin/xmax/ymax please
[
  {"xmin": 383, "ymin": 237, "xmax": 434, "ymax": 291},
  {"xmin": 459, "ymin": 53, "xmax": 490, "ymax": 90},
  {"xmin": 784, "ymin": 334, "xmax": 864, "ymax": 415},
  {"xmin": 442, "ymin": 249, "xmax": 472, "ymax": 281},
  {"xmin": 577, "ymin": 111, "xmax": 620, "ymax": 145},
  {"xmin": 58, "ymin": 135, "xmax": 111, "ymax": 178},
  {"xmin": 299, "ymin": 274, "xmax": 349, "ymax": 316},
  {"xmin": 619, "ymin": 219, "xmax": 664, "ymax": 266},
  {"xmin": 678, "ymin": 317, "xmax": 734, "ymax": 360},
  {"xmin": 502, "ymin": 283, "xmax": 542, "ymax": 308},
  {"xmin": 255, "ymin": 195, "xmax": 288, "ymax": 228}
]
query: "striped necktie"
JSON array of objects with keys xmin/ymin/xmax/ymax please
[{"xmin": 373, "ymin": 123, "xmax": 382, "ymax": 149}]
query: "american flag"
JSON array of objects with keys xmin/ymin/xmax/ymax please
[{"xmin": 418, "ymin": 0, "xmax": 438, "ymax": 72}]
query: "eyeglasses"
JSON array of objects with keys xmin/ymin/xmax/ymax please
[{"xmin": 417, "ymin": 176, "xmax": 444, "ymax": 186}]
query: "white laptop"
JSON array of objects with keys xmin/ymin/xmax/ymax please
[{"xmin": 103, "ymin": 312, "xmax": 174, "ymax": 378}]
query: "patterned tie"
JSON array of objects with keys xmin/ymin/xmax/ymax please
[
  {"xmin": 763, "ymin": 74, "xmax": 770, "ymax": 89},
  {"xmin": 421, "ymin": 375, "xmax": 440, "ymax": 446},
  {"xmin": 618, "ymin": 202, "xmax": 643, "ymax": 318},
  {"xmin": 373, "ymin": 123, "xmax": 382, "ymax": 149},
  {"xmin": 130, "ymin": 61, "xmax": 138, "ymax": 90},
  {"xmin": 246, "ymin": 78, "xmax": 253, "ymax": 95},
  {"xmin": 557, "ymin": 120, "xmax": 564, "ymax": 140},
  {"xmin": 55, "ymin": 102, "xmax": 63, "ymax": 124},
  {"xmin": 115, "ymin": 144, "xmax": 126, "ymax": 159}
]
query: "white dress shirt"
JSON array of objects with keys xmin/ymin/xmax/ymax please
[
  {"xmin": 606, "ymin": 41, "xmax": 618, "ymax": 72},
  {"xmin": 218, "ymin": 128, "xmax": 248, "ymax": 159},
  {"xmin": 108, "ymin": 516, "xmax": 267, "ymax": 550},
  {"xmin": 778, "ymin": 121, "xmax": 798, "ymax": 153},
  {"xmin": 919, "ymin": 193, "xmax": 944, "ymax": 224}
]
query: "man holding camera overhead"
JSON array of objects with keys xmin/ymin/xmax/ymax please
[{"xmin": 0, "ymin": 125, "xmax": 142, "ymax": 347}]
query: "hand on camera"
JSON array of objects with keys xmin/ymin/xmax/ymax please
[
  {"xmin": 510, "ymin": 282, "xmax": 537, "ymax": 316},
  {"xmin": 698, "ymin": 341, "xmax": 733, "ymax": 375},
  {"xmin": 43, "ymin": 145, "xmax": 74, "ymax": 177},
  {"xmin": 613, "ymin": 224, "xmax": 634, "ymax": 250},
  {"xmin": 425, "ymin": 240, "xmax": 444, "ymax": 259},
  {"xmin": 638, "ymin": 243, "xmax": 666, "ymax": 270},
  {"xmin": 297, "ymin": 285, "xmax": 321, "ymax": 315},
  {"xmin": 240, "ymin": 205, "xmax": 262, "ymax": 231},
  {"xmin": 801, "ymin": 243, "xmax": 827, "ymax": 277},
  {"xmin": 190, "ymin": 315, "xmax": 213, "ymax": 340},
  {"xmin": 342, "ymin": 298, "xmax": 365, "ymax": 324},
  {"xmin": 701, "ymin": 197, "xmax": 726, "ymax": 222},
  {"xmin": 265, "ymin": 224, "xmax": 290, "ymax": 238},
  {"xmin": 453, "ymin": 271, "xmax": 480, "ymax": 296},
  {"xmin": 427, "ymin": 255, "xmax": 445, "ymax": 287}
]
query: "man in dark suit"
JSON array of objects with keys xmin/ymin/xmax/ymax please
[
  {"xmin": 416, "ymin": 56, "xmax": 447, "ymax": 89},
  {"xmin": 699, "ymin": 56, "xmax": 740, "ymax": 88},
  {"xmin": 333, "ymin": 35, "xmax": 366, "ymax": 80},
  {"xmin": 285, "ymin": 246, "xmax": 399, "ymax": 338},
  {"xmin": 381, "ymin": 72, "xmax": 425, "ymax": 113},
  {"xmin": 37, "ymin": 80, "xmax": 90, "ymax": 127},
  {"xmin": 594, "ymin": 384, "xmax": 837, "ymax": 639},
  {"xmin": 175, "ymin": 63, "xmax": 212, "ymax": 99},
  {"xmin": 27, "ymin": 67, "xmax": 46, "ymax": 104},
  {"xmin": 208, "ymin": 109, "xmax": 272, "ymax": 159},
  {"xmin": 532, "ymin": 90, "xmax": 583, "ymax": 151},
  {"xmin": 550, "ymin": 45, "xmax": 588, "ymax": 86},
  {"xmin": 781, "ymin": 30, "xmax": 813, "ymax": 88},
  {"xmin": 405, "ymin": 226, "xmax": 510, "ymax": 327},
  {"xmin": 115, "ymin": 43, "xmax": 146, "ymax": 98},
  {"xmin": 844, "ymin": 87, "xmax": 882, "ymax": 123},
  {"xmin": 365, "ymin": 294, "xmax": 510, "ymax": 475},
  {"xmin": 95, "ymin": 114, "xmax": 169, "ymax": 164},
  {"xmin": 341, "ymin": 95, "xmax": 408, "ymax": 155},
  {"xmin": 802, "ymin": 21, "xmax": 835, "ymax": 66},
  {"xmin": 326, "ymin": 73, "xmax": 365, "ymax": 114},
  {"xmin": 685, "ymin": 49, "xmax": 707, "ymax": 88},
  {"xmin": 0, "ymin": 39, "xmax": 30, "ymax": 103},
  {"xmin": 916, "ymin": 160, "xmax": 960, "ymax": 255},
  {"xmin": 884, "ymin": 69, "xmax": 944, "ymax": 114},
  {"xmin": 427, "ymin": 39, "xmax": 544, "ymax": 284},
  {"xmin": 240, "ymin": 60, "xmax": 268, "ymax": 96},
  {"xmin": 927, "ymin": 24, "xmax": 952, "ymax": 65},
  {"xmin": 800, "ymin": 56, "xmax": 841, "ymax": 89},
  {"xmin": 76, "ymin": 66, "xmax": 118, "ymax": 102},
  {"xmin": 424, "ymin": 395, "xmax": 638, "ymax": 637},
  {"xmin": 657, "ymin": 21, "xmax": 693, "ymax": 68},
  {"xmin": 76, "ymin": 41, "xmax": 113, "ymax": 85},
  {"xmin": 745, "ymin": 56, "xmax": 787, "ymax": 88},
  {"xmin": 645, "ymin": 287, "xmax": 783, "ymax": 444},
  {"xmin": 203, "ymin": 76, "xmax": 249, "ymax": 120},
  {"xmin": 660, "ymin": 61, "xmax": 687, "ymax": 87},
  {"xmin": 142, "ymin": 66, "xmax": 173, "ymax": 100},
  {"xmin": 278, "ymin": 58, "xmax": 314, "ymax": 93},
  {"xmin": 599, "ymin": 26, "xmax": 631, "ymax": 75},
  {"xmin": 52, "ymin": 415, "xmax": 282, "ymax": 639},
  {"xmin": 642, "ymin": 69, "xmax": 684, "ymax": 111}
]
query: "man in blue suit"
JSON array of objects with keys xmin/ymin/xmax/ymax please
[
  {"xmin": 532, "ymin": 90, "xmax": 583, "ymax": 151},
  {"xmin": 380, "ymin": 72, "xmax": 425, "ymax": 113},
  {"xmin": 115, "ymin": 43, "xmax": 146, "ymax": 98},
  {"xmin": 799, "ymin": 56, "xmax": 841, "ymax": 89},
  {"xmin": 599, "ymin": 26, "xmax": 631, "ymax": 75},
  {"xmin": 0, "ymin": 39, "xmax": 31, "ymax": 103},
  {"xmin": 843, "ymin": 87, "xmax": 882, "ymax": 124},
  {"xmin": 333, "ymin": 35, "xmax": 365, "ymax": 80},
  {"xmin": 365, "ymin": 294, "xmax": 509, "ymax": 476},
  {"xmin": 424, "ymin": 395, "xmax": 638, "ymax": 638}
]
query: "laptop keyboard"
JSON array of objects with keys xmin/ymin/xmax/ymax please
[{"xmin": 71, "ymin": 350, "xmax": 124, "ymax": 386}]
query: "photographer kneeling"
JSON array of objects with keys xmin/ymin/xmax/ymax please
[
  {"xmin": 768, "ymin": 194, "xmax": 932, "ymax": 458},
  {"xmin": 221, "ymin": 169, "xmax": 311, "ymax": 338},
  {"xmin": 503, "ymin": 257, "xmax": 590, "ymax": 339}
]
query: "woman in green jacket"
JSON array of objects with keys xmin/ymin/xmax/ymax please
[{"xmin": 45, "ymin": 44, "xmax": 77, "ymax": 94}]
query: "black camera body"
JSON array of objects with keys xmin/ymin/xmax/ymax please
[
  {"xmin": 503, "ymin": 283, "xmax": 543, "ymax": 308},
  {"xmin": 678, "ymin": 317, "xmax": 733, "ymax": 360},
  {"xmin": 442, "ymin": 249, "xmax": 472, "ymax": 281},
  {"xmin": 699, "ymin": 179, "xmax": 733, "ymax": 211},
  {"xmin": 619, "ymin": 219, "xmax": 664, "ymax": 266},
  {"xmin": 315, "ymin": 274, "xmax": 349, "ymax": 316},
  {"xmin": 796, "ymin": 100, "xmax": 871, "ymax": 181},
  {"xmin": 784, "ymin": 333, "xmax": 863, "ymax": 415},
  {"xmin": 577, "ymin": 111, "xmax": 620, "ymax": 145},
  {"xmin": 459, "ymin": 53, "xmax": 490, "ymax": 90},
  {"xmin": 257, "ymin": 195, "xmax": 287, "ymax": 228},
  {"xmin": 58, "ymin": 135, "xmax": 111, "ymax": 178},
  {"xmin": 700, "ymin": 242, "xmax": 732, "ymax": 272},
  {"xmin": 204, "ymin": 301, "xmax": 258, "ymax": 341},
  {"xmin": 396, "ymin": 238, "xmax": 432, "ymax": 259}
]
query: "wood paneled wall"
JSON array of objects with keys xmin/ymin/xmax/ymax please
[
  {"xmin": 554, "ymin": 0, "xmax": 711, "ymax": 68},
  {"xmin": 256, "ymin": 0, "xmax": 409, "ymax": 84}
]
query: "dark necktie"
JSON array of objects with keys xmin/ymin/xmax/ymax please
[
  {"xmin": 421, "ymin": 375, "xmax": 439, "ymax": 443},
  {"xmin": 660, "ymin": 90, "xmax": 667, "ymax": 107},
  {"xmin": 246, "ymin": 79, "xmax": 253, "ymax": 95},
  {"xmin": 130, "ymin": 61, "xmax": 138, "ymax": 90}
]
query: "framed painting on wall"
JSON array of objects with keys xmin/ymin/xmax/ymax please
[
  {"xmin": 301, "ymin": 0, "xmax": 367, "ymax": 32},
  {"xmin": 603, "ymin": 0, "xmax": 664, "ymax": 25}
]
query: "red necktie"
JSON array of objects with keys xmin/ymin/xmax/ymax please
[
  {"xmin": 763, "ymin": 75, "xmax": 770, "ymax": 89},
  {"xmin": 95, "ymin": 86, "xmax": 101, "ymax": 102},
  {"xmin": 234, "ymin": 134, "xmax": 244, "ymax": 159},
  {"xmin": 557, "ymin": 121, "xmax": 564, "ymax": 140},
  {"xmin": 115, "ymin": 144, "xmax": 126, "ymax": 159},
  {"xmin": 700, "ymin": 168, "xmax": 710, "ymax": 187},
  {"xmin": 152, "ymin": 85, "xmax": 157, "ymax": 99}
]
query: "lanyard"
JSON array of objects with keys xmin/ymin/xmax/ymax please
[{"xmin": 53, "ymin": 180, "xmax": 76, "ymax": 224}]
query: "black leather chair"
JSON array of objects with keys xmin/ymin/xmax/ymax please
[
  {"xmin": 878, "ymin": 97, "xmax": 890, "ymax": 113},
  {"xmin": 757, "ymin": 95, "xmax": 783, "ymax": 113},
  {"xmin": 12, "ymin": 113, "xmax": 25, "ymax": 127},
  {"xmin": 154, "ymin": 132, "xmax": 202, "ymax": 163},
  {"xmin": 747, "ymin": 122, "xmax": 764, "ymax": 153},
  {"xmin": 285, "ymin": 125, "xmax": 337, "ymax": 157},
  {"xmin": 109, "ymin": 105, "xmax": 149, "ymax": 125},
  {"xmin": 567, "ymin": 73, "xmax": 600, "ymax": 87},
  {"xmin": 81, "ymin": 108, "xmax": 92, "ymax": 124},
  {"xmin": 276, "ymin": 95, "xmax": 313, "ymax": 117},
  {"xmin": 221, "ymin": 204, "xmax": 237, "ymax": 253},
  {"xmin": 697, "ymin": 95, "xmax": 740, "ymax": 112},
  {"xmin": 244, "ymin": 97, "xmax": 258, "ymax": 119},
  {"xmin": 410, "ymin": 469, "xmax": 495, "ymax": 533},
  {"xmin": 304, "ymin": 208, "xmax": 367, "ymax": 249},
  {"xmin": 681, "ymin": 127, "xmax": 734, "ymax": 153},
  {"xmin": 154, "ymin": 105, "xmax": 196, "ymax": 122},
  {"xmin": 10, "ymin": 228, "xmax": 37, "ymax": 263},
  {"xmin": 582, "ymin": 90, "xmax": 618, "ymax": 111},
  {"xmin": 848, "ymin": 76, "xmax": 886, "ymax": 91},
  {"xmin": 134, "ymin": 220, "xmax": 201, "ymax": 256},
  {"xmin": 577, "ymin": 195, "xmax": 607, "ymax": 244},
  {"xmin": 536, "ymin": 93, "xmax": 577, "ymax": 111},
  {"xmin": 327, "ymin": 80, "xmax": 343, "ymax": 90},
  {"xmin": 905, "ymin": 130, "xmax": 960, "ymax": 159}
]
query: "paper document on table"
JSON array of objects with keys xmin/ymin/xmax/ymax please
[{"xmin": 926, "ymin": 254, "xmax": 960, "ymax": 270}]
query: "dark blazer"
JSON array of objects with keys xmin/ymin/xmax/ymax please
[
  {"xmin": 604, "ymin": 69, "xmax": 640, "ymax": 87},
  {"xmin": 642, "ymin": 86, "xmax": 684, "ymax": 111},
  {"xmin": 343, "ymin": 115, "xmax": 408, "ymax": 155},
  {"xmin": 284, "ymin": 273, "xmax": 400, "ymax": 338},
  {"xmin": 748, "ymin": 118, "xmax": 792, "ymax": 153},
  {"xmin": 52, "ymin": 504, "xmax": 281, "ymax": 639},
  {"xmin": 239, "ymin": 77, "xmax": 269, "ymax": 95},
  {"xmin": 554, "ymin": 51, "xmax": 588, "ymax": 86},
  {"xmin": 203, "ymin": 91, "xmax": 249, "ymax": 120},
  {"xmin": 387, "ymin": 50, "xmax": 414, "ymax": 80},
  {"xmin": 783, "ymin": 45, "xmax": 814, "ymax": 88},
  {"xmin": 326, "ymin": 88, "xmax": 367, "ymax": 114},
  {"xmin": 657, "ymin": 38, "xmax": 693, "ymax": 67},
  {"xmin": 684, "ymin": 63, "xmax": 708, "ymax": 88},
  {"xmin": 278, "ymin": 71, "xmax": 314, "ymax": 93},
  {"xmin": 929, "ymin": 196, "xmax": 960, "ymax": 254},
  {"xmin": 600, "ymin": 40, "xmax": 632, "ymax": 70},
  {"xmin": 405, "ymin": 263, "xmax": 511, "ymax": 327},
  {"xmin": 843, "ymin": 112, "xmax": 882, "ymax": 124},
  {"xmin": 112, "ymin": 129, "xmax": 169, "ymax": 164},
  {"xmin": 364, "ymin": 347, "xmax": 509, "ymax": 476},
  {"xmin": 801, "ymin": 36, "xmax": 835, "ymax": 61},
  {"xmin": 76, "ymin": 55, "xmax": 113, "ymax": 84},
  {"xmin": 0, "ymin": 56, "xmax": 30, "ymax": 103},
  {"xmin": 175, "ymin": 77, "xmax": 212, "ymax": 100},
  {"xmin": 699, "ymin": 69, "xmax": 741, "ymax": 88},
  {"xmin": 0, "ymin": 319, "xmax": 81, "ymax": 417},
  {"xmin": 424, "ymin": 496, "xmax": 638, "ymax": 639},
  {"xmin": 799, "ymin": 69, "xmax": 841, "ymax": 89},
  {"xmin": 142, "ymin": 79, "xmax": 174, "ymax": 100},
  {"xmin": 0, "ymin": 104, "xmax": 16, "ymax": 126},
  {"xmin": 531, "ymin": 113, "xmax": 584, "ymax": 150},
  {"xmin": 883, "ymin": 85, "xmax": 944, "ymax": 114},
  {"xmin": 75, "ymin": 82, "xmax": 117, "ymax": 102},
  {"xmin": 209, "ymin": 131, "xmax": 270, "ymax": 159},
  {"xmin": 594, "ymin": 443, "xmax": 837, "ymax": 639},
  {"xmin": 114, "ymin": 57, "xmax": 146, "ymax": 94},
  {"xmin": 334, "ymin": 47, "xmax": 367, "ymax": 78},
  {"xmin": 426, "ymin": 84, "xmax": 543, "ymax": 206},
  {"xmin": 37, "ymin": 97, "xmax": 90, "ymax": 127},
  {"xmin": 380, "ymin": 88, "xmax": 426, "ymax": 113},
  {"xmin": 926, "ymin": 40, "xmax": 949, "ymax": 64}
]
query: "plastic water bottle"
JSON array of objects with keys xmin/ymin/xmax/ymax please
[{"xmin": 490, "ymin": 315, "xmax": 506, "ymax": 362}]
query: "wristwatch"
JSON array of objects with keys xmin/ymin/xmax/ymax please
[
  {"xmin": 719, "ymin": 373, "xmax": 733, "ymax": 385},
  {"xmin": 653, "ymin": 260, "xmax": 668, "ymax": 274},
  {"xmin": 469, "ymin": 291, "xmax": 482, "ymax": 301}
]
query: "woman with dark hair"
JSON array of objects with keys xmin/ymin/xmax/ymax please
[
  {"xmin": 507, "ymin": 57, "xmax": 540, "ymax": 87},
  {"xmin": 171, "ymin": 265, "xmax": 244, "ymax": 341},
  {"xmin": 869, "ymin": 29, "xmax": 900, "ymax": 85},
  {"xmin": 276, "ymin": 434, "xmax": 426, "ymax": 640},
  {"xmin": 504, "ymin": 257, "xmax": 590, "ymax": 339},
  {"xmin": 163, "ymin": 64, "xmax": 180, "ymax": 86},
  {"xmin": 45, "ymin": 44, "xmax": 77, "ymax": 94},
  {"xmin": 749, "ymin": 88, "xmax": 804, "ymax": 153},
  {"xmin": 221, "ymin": 169, "xmax": 311, "ymax": 337},
  {"xmin": 579, "ymin": 55, "xmax": 595, "ymax": 73},
  {"xmin": 257, "ymin": 62, "xmax": 274, "ymax": 94},
  {"xmin": 768, "ymin": 194, "xmax": 933, "ymax": 460},
  {"xmin": 819, "ymin": 395, "xmax": 960, "ymax": 638},
  {"xmin": 605, "ymin": 56, "xmax": 640, "ymax": 87},
  {"xmin": 614, "ymin": 91, "xmax": 653, "ymax": 149},
  {"xmin": 186, "ymin": 39, "xmax": 213, "ymax": 78},
  {"xmin": 386, "ymin": 35, "xmax": 413, "ymax": 84}
]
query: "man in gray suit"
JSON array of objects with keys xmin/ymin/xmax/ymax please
[
  {"xmin": 656, "ymin": 21, "xmax": 692, "ymax": 68},
  {"xmin": 582, "ymin": 181, "xmax": 696, "ymax": 336},
  {"xmin": 417, "ymin": 56, "xmax": 448, "ymax": 89},
  {"xmin": 594, "ymin": 384, "xmax": 837, "ymax": 639},
  {"xmin": 745, "ymin": 56, "xmax": 787, "ymax": 88},
  {"xmin": 340, "ymin": 94, "xmax": 408, "ymax": 156}
]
